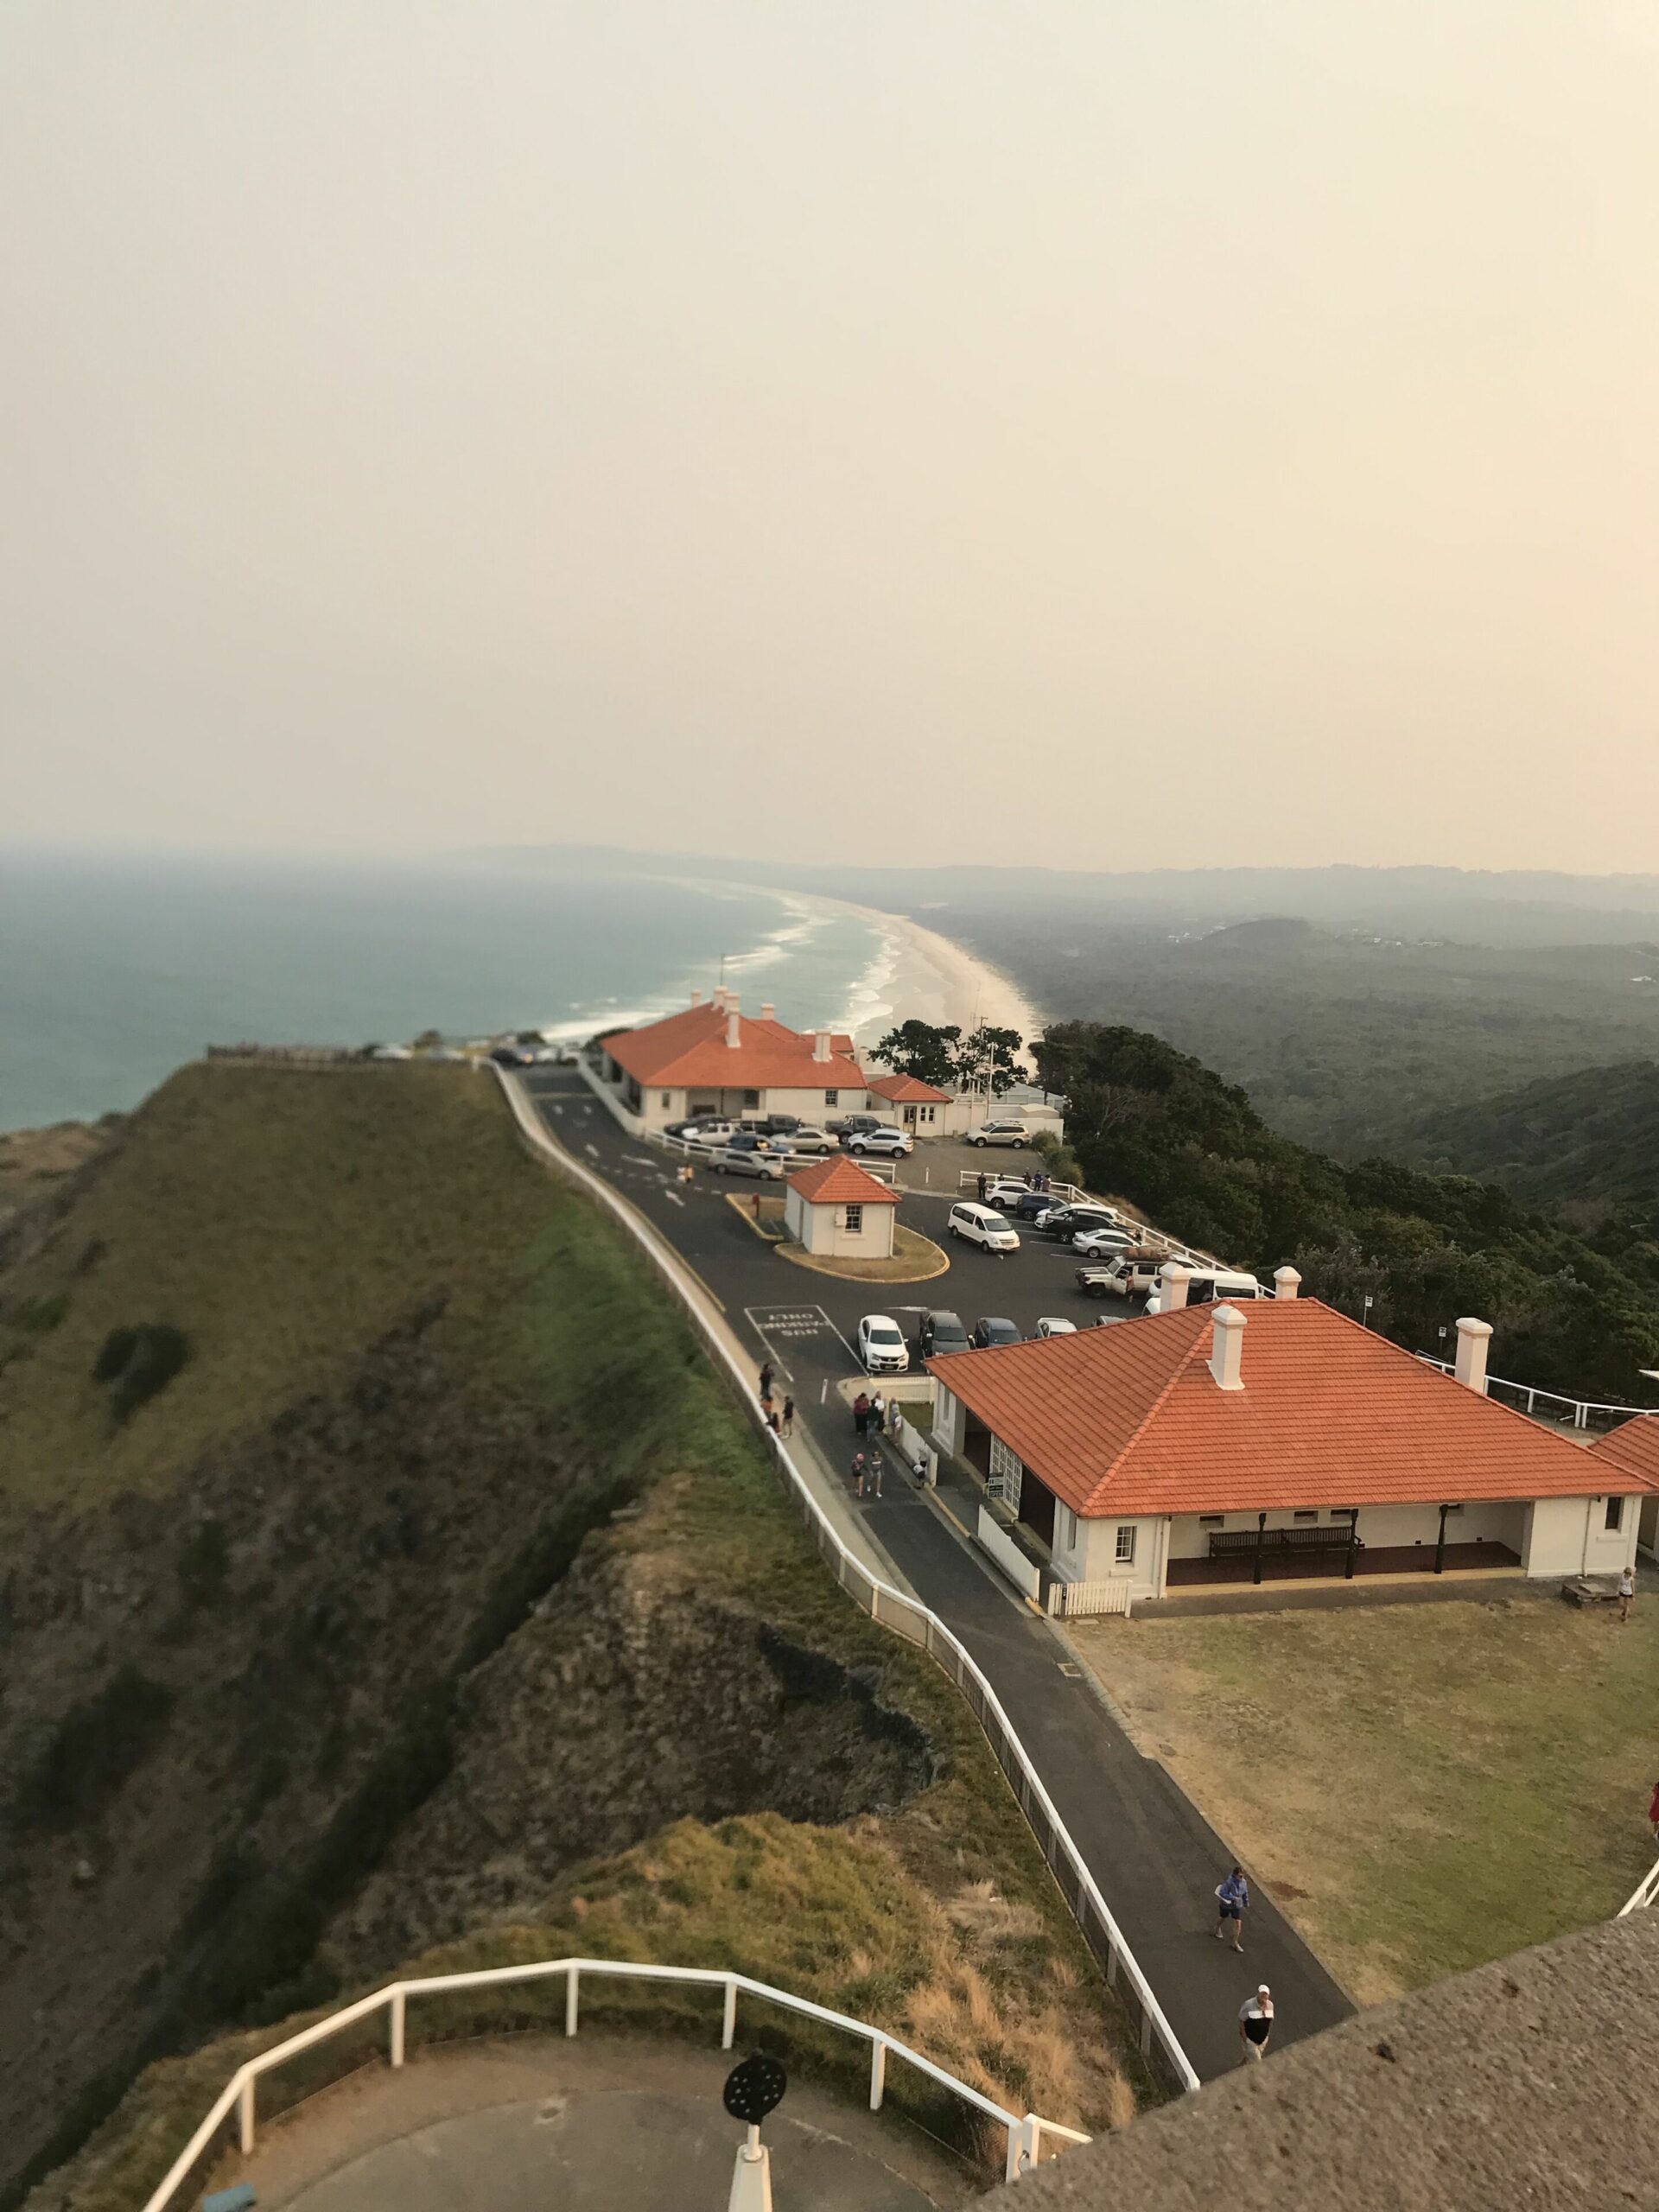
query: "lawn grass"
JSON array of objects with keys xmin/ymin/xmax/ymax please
[
  {"xmin": 10, "ymin": 1062, "xmax": 1146, "ymax": 2209},
  {"xmin": 1075, "ymin": 1586, "xmax": 1659, "ymax": 2004}
]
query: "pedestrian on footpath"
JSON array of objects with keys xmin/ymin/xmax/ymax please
[
  {"xmin": 1214, "ymin": 1865, "xmax": 1249, "ymax": 1951},
  {"xmin": 1648, "ymin": 1778, "xmax": 1659, "ymax": 1849},
  {"xmin": 1238, "ymin": 1986, "xmax": 1274, "ymax": 2064},
  {"xmin": 976, "ymin": 1171, "xmax": 988, "ymax": 1204},
  {"xmin": 759, "ymin": 1360, "xmax": 775, "ymax": 1402},
  {"xmin": 853, "ymin": 1389, "xmax": 870, "ymax": 1439},
  {"xmin": 870, "ymin": 1390, "xmax": 887, "ymax": 1437},
  {"xmin": 766, "ymin": 1408, "xmax": 781, "ymax": 1436},
  {"xmin": 780, "ymin": 1396, "xmax": 795, "ymax": 1439},
  {"xmin": 1618, "ymin": 1562, "xmax": 1636, "ymax": 1623},
  {"xmin": 851, "ymin": 1450, "xmax": 867, "ymax": 1498},
  {"xmin": 868, "ymin": 1451, "xmax": 883, "ymax": 1499}
]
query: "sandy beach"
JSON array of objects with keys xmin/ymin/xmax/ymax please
[{"xmin": 830, "ymin": 896, "xmax": 1046, "ymax": 1052}]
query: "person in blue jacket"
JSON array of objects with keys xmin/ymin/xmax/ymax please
[{"xmin": 1214, "ymin": 1864, "xmax": 1250, "ymax": 1952}]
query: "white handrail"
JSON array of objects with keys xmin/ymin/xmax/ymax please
[
  {"xmin": 1413, "ymin": 1356, "xmax": 1659, "ymax": 1432},
  {"xmin": 139, "ymin": 1955, "xmax": 1090, "ymax": 2210},
  {"xmin": 493, "ymin": 1068, "xmax": 1200, "ymax": 2096},
  {"xmin": 1618, "ymin": 1860, "xmax": 1659, "ymax": 1917}
]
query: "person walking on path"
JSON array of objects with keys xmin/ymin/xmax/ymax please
[
  {"xmin": 976, "ymin": 1171, "xmax": 988, "ymax": 1204},
  {"xmin": 867, "ymin": 1450, "xmax": 883, "ymax": 1499},
  {"xmin": 1238, "ymin": 1986, "xmax": 1274, "ymax": 2063},
  {"xmin": 870, "ymin": 1390, "xmax": 887, "ymax": 1438},
  {"xmin": 759, "ymin": 1360, "xmax": 775, "ymax": 1402},
  {"xmin": 851, "ymin": 1450, "xmax": 868, "ymax": 1499},
  {"xmin": 1214, "ymin": 1866, "xmax": 1249, "ymax": 1951},
  {"xmin": 1619, "ymin": 1562, "xmax": 1636, "ymax": 1623},
  {"xmin": 853, "ymin": 1389, "xmax": 870, "ymax": 1440},
  {"xmin": 1648, "ymin": 1779, "xmax": 1659, "ymax": 1849},
  {"xmin": 780, "ymin": 1396, "xmax": 794, "ymax": 1439}
]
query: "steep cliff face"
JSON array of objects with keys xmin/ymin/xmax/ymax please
[{"xmin": 0, "ymin": 1314, "xmax": 935, "ymax": 2207}]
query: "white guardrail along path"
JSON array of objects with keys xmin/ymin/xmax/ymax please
[
  {"xmin": 1414, "ymin": 1357, "xmax": 1659, "ymax": 1433},
  {"xmin": 493, "ymin": 1069, "xmax": 1200, "ymax": 2094},
  {"xmin": 138, "ymin": 1956, "xmax": 1093, "ymax": 2212}
]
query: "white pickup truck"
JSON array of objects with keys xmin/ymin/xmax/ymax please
[{"xmin": 1075, "ymin": 1253, "xmax": 1166, "ymax": 1300}]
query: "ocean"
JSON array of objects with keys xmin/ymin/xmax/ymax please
[{"xmin": 0, "ymin": 852, "xmax": 901, "ymax": 1133}]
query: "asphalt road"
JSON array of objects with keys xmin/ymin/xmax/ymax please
[{"xmin": 524, "ymin": 1071, "xmax": 1352, "ymax": 2082}]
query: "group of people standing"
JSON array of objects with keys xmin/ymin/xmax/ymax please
[{"xmin": 975, "ymin": 1166, "xmax": 1054, "ymax": 1205}]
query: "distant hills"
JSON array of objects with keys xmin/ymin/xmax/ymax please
[{"xmin": 1404, "ymin": 1061, "xmax": 1659, "ymax": 1225}]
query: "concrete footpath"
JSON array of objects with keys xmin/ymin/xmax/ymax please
[{"xmin": 512, "ymin": 1071, "xmax": 1352, "ymax": 2082}]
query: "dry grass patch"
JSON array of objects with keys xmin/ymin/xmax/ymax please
[{"xmin": 1076, "ymin": 1586, "xmax": 1659, "ymax": 2004}]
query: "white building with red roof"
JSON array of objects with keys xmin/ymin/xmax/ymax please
[
  {"xmin": 867, "ymin": 1071, "xmax": 951, "ymax": 1135},
  {"xmin": 784, "ymin": 1154, "xmax": 899, "ymax": 1259},
  {"xmin": 595, "ymin": 989, "xmax": 872, "ymax": 1133},
  {"xmin": 926, "ymin": 1268, "xmax": 1654, "ymax": 1603}
]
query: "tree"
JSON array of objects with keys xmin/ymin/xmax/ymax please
[
  {"xmin": 952, "ymin": 1025, "xmax": 1027, "ymax": 1099},
  {"xmin": 413, "ymin": 1029, "xmax": 443, "ymax": 1052},
  {"xmin": 871, "ymin": 1019, "xmax": 960, "ymax": 1090}
]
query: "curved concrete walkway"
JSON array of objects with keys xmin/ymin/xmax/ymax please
[{"xmin": 231, "ymin": 2038, "xmax": 970, "ymax": 2211}]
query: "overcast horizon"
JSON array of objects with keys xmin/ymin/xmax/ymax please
[{"xmin": 5, "ymin": 4, "xmax": 1658, "ymax": 874}]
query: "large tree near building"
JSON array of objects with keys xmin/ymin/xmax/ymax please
[
  {"xmin": 952, "ymin": 1025, "xmax": 1027, "ymax": 1099},
  {"xmin": 870, "ymin": 1019, "xmax": 960, "ymax": 1089}
]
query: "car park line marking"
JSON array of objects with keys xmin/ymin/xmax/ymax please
[
  {"xmin": 664, "ymin": 1187, "xmax": 684, "ymax": 1207},
  {"xmin": 585, "ymin": 1142, "xmax": 600, "ymax": 1159},
  {"xmin": 741, "ymin": 1306, "xmax": 797, "ymax": 1384}
]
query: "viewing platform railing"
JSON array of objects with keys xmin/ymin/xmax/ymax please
[
  {"xmin": 1412, "ymin": 1357, "xmax": 1659, "ymax": 1434},
  {"xmin": 138, "ymin": 1955, "xmax": 1092, "ymax": 2212}
]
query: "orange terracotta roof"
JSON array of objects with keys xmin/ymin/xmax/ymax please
[
  {"xmin": 926, "ymin": 1298, "xmax": 1656, "ymax": 1519},
  {"xmin": 603, "ymin": 1002, "xmax": 867, "ymax": 1090},
  {"xmin": 786, "ymin": 1155, "xmax": 899, "ymax": 1206},
  {"xmin": 1590, "ymin": 1414, "xmax": 1659, "ymax": 1487},
  {"xmin": 868, "ymin": 1072, "xmax": 951, "ymax": 1103}
]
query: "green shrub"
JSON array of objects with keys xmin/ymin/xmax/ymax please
[
  {"xmin": 92, "ymin": 1323, "xmax": 191, "ymax": 1423},
  {"xmin": 17, "ymin": 1668, "xmax": 176, "ymax": 1830}
]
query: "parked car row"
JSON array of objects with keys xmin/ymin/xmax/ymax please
[
  {"xmin": 664, "ymin": 1113, "xmax": 912, "ymax": 1160},
  {"xmin": 860, "ymin": 1306, "xmax": 1081, "ymax": 1374}
]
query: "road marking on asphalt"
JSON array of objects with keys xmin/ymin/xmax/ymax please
[
  {"xmin": 585, "ymin": 1142, "xmax": 600, "ymax": 1158},
  {"xmin": 664, "ymin": 1188, "xmax": 684, "ymax": 1207}
]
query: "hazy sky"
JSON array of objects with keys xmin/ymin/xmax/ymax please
[{"xmin": 3, "ymin": 3, "xmax": 1657, "ymax": 870}]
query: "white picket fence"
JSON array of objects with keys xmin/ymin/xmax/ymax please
[
  {"xmin": 137, "ymin": 1955, "xmax": 1092, "ymax": 2212},
  {"xmin": 1047, "ymin": 1579, "xmax": 1134, "ymax": 1620},
  {"xmin": 494, "ymin": 1069, "xmax": 1200, "ymax": 2096}
]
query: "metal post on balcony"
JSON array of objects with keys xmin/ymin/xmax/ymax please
[
  {"xmin": 1345, "ymin": 1508, "xmax": 1360, "ymax": 1580},
  {"xmin": 869, "ymin": 2039, "xmax": 887, "ymax": 2110},
  {"xmin": 722, "ymin": 1977, "xmax": 738, "ymax": 2050},
  {"xmin": 1434, "ymin": 1503, "xmax": 1449, "ymax": 1576},
  {"xmin": 389, "ymin": 1987, "xmax": 406, "ymax": 2068},
  {"xmin": 566, "ymin": 1964, "xmax": 580, "ymax": 2037},
  {"xmin": 1253, "ymin": 1510, "xmax": 1267, "ymax": 1586},
  {"xmin": 238, "ymin": 2073, "xmax": 256, "ymax": 2155}
]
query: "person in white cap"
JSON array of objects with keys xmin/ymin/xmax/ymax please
[{"xmin": 1238, "ymin": 1984, "xmax": 1274, "ymax": 2063}]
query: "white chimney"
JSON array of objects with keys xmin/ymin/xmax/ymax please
[
  {"xmin": 1209, "ymin": 1303, "xmax": 1246, "ymax": 1390},
  {"xmin": 760, "ymin": 1001, "xmax": 775, "ymax": 1021},
  {"xmin": 690, "ymin": 988, "xmax": 703, "ymax": 1006},
  {"xmin": 1454, "ymin": 1316, "xmax": 1492, "ymax": 1395},
  {"xmin": 1160, "ymin": 1262, "xmax": 1191, "ymax": 1313},
  {"xmin": 727, "ymin": 1003, "xmax": 741, "ymax": 1048},
  {"xmin": 1274, "ymin": 1267, "xmax": 1301, "ymax": 1301},
  {"xmin": 710, "ymin": 987, "xmax": 726, "ymax": 1011},
  {"xmin": 813, "ymin": 1028, "xmax": 832, "ymax": 1063}
]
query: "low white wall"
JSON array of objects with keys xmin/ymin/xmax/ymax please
[
  {"xmin": 1060, "ymin": 1512, "xmax": 1163, "ymax": 1600},
  {"xmin": 1526, "ymin": 1493, "xmax": 1641, "ymax": 1578},
  {"xmin": 976, "ymin": 1506, "xmax": 1043, "ymax": 1600},
  {"xmin": 931, "ymin": 1385, "xmax": 967, "ymax": 1459}
]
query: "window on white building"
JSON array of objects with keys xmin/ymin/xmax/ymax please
[
  {"xmin": 1198, "ymin": 1514, "xmax": 1225, "ymax": 1528},
  {"xmin": 1115, "ymin": 1525, "xmax": 1136, "ymax": 1566},
  {"xmin": 1605, "ymin": 1497, "xmax": 1625, "ymax": 1533},
  {"xmin": 1294, "ymin": 1510, "xmax": 1318, "ymax": 1523},
  {"xmin": 660, "ymin": 1092, "xmax": 671, "ymax": 1108},
  {"xmin": 743, "ymin": 1090, "xmax": 760, "ymax": 1108},
  {"xmin": 1055, "ymin": 1503, "xmax": 1077, "ymax": 1553},
  {"xmin": 843, "ymin": 1204, "xmax": 863, "ymax": 1234},
  {"xmin": 825, "ymin": 1089, "xmax": 838, "ymax": 1106}
]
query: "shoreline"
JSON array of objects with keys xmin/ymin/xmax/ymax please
[{"xmin": 819, "ymin": 894, "xmax": 1045, "ymax": 1053}]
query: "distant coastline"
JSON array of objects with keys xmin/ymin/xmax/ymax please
[{"xmin": 835, "ymin": 898, "xmax": 1044, "ymax": 1050}]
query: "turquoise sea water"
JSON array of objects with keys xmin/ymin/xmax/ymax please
[{"xmin": 0, "ymin": 852, "xmax": 897, "ymax": 1132}]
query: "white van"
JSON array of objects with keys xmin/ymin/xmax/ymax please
[
  {"xmin": 947, "ymin": 1202, "xmax": 1020, "ymax": 1254},
  {"xmin": 1144, "ymin": 1268, "xmax": 1265, "ymax": 1315}
]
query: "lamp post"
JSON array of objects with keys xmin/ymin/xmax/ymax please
[{"xmin": 1362, "ymin": 1294, "xmax": 1375, "ymax": 1330}]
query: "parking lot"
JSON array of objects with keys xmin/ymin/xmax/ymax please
[{"xmin": 524, "ymin": 1071, "xmax": 1134, "ymax": 1368}]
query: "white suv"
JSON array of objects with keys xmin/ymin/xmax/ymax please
[
  {"xmin": 857, "ymin": 1314, "xmax": 911, "ymax": 1373},
  {"xmin": 969, "ymin": 1120, "xmax": 1030, "ymax": 1148},
  {"xmin": 947, "ymin": 1202, "xmax": 1020, "ymax": 1253},
  {"xmin": 846, "ymin": 1128, "xmax": 912, "ymax": 1158}
]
